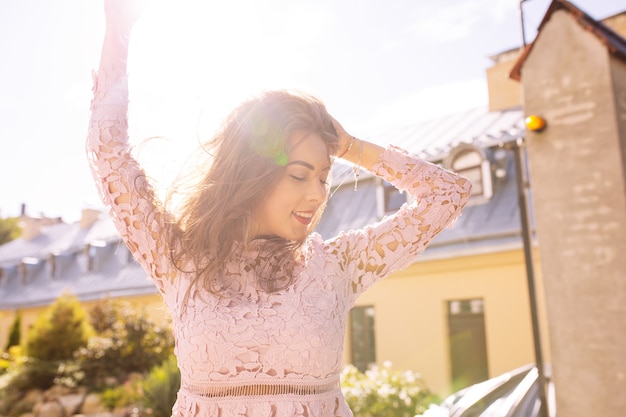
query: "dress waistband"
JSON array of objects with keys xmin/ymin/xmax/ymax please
[{"xmin": 181, "ymin": 377, "xmax": 340, "ymax": 398}]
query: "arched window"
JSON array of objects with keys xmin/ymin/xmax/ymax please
[{"xmin": 445, "ymin": 144, "xmax": 493, "ymax": 204}]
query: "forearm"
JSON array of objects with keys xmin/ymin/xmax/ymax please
[
  {"xmin": 374, "ymin": 145, "xmax": 472, "ymax": 206},
  {"xmin": 98, "ymin": 0, "xmax": 141, "ymax": 74},
  {"xmin": 339, "ymin": 136, "xmax": 385, "ymax": 173},
  {"xmin": 99, "ymin": 26, "xmax": 131, "ymax": 74}
]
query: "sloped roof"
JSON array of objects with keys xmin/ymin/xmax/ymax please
[
  {"xmin": 511, "ymin": 0, "xmax": 626, "ymax": 81},
  {"xmin": 370, "ymin": 106, "xmax": 525, "ymax": 160},
  {"xmin": 0, "ymin": 217, "xmax": 120, "ymax": 265},
  {"xmin": 0, "ymin": 214, "xmax": 156, "ymax": 309}
]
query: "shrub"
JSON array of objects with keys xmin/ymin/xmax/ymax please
[
  {"xmin": 0, "ymin": 346, "xmax": 26, "ymax": 383},
  {"xmin": 341, "ymin": 361, "xmax": 439, "ymax": 417},
  {"xmin": 101, "ymin": 373, "xmax": 144, "ymax": 410},
  {"xmin": 26, "ymin": 293, "xmax": 94, "ymax": 361},
  {"xmin": 5, "ymin": 358, "xmax": 59, "ymax": 390},
  {"xmin": 0, "ymin": 347, "xmax": 62, "ymax": 396},
  {"xmin": 76, "ymin": 299, "xmax": 174, "ymax": 386},
  {"xmin": 142, "ymin": 355, "xmax": 180, "ymax": 417},
  {"xmin": 0, "ymin": 346, "xmax": 21, "ymax": 377}
]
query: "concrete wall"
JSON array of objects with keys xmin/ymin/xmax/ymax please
[{"xmin": 520, "ymin": 10, "xmax": 626, "ymax": 416}]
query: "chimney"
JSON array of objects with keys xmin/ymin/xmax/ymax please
[
  {"xmin": 19, "ymin": 204, "xmax": 41, "ymax": 240},
  {"xmin": 18, "ymin": 204, "xmax": 64, "ymax": 240},
  {"xmin": 20, "ymin": 216, "xmax": 42, "ymax": 240},
  {"xmin": 80, "ymin": 208, "xmax": 101, "ymax": 229},
  {"xmin": 602, "ymin": 11, "xmax": 626, "ymax": 36},
  {"xmin": 486, "ymin": 48, "xmax": 523, "ymax": 111}
]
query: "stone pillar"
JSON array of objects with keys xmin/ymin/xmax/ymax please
[{"xmin": 519, "ymin": 10, "xmax": 626, "ymax": 417}]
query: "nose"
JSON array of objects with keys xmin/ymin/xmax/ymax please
[{"xmin": 306, "ymin": 179, "xmax": 327, "ymax": 203}]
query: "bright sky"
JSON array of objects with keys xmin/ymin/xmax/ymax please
[{"xmin": 0, "ymin": 0, "xmax": 623, "ymax": 222}]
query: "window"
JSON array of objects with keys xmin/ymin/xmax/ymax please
[
  {"xmin": 444, "ymin": 144, "xmax": 493, "ymax": 204},
  {"xmin": 447, "ymin": 298, "xmax": 489, "ymax": 391},
  {"xmin": 350, "ymin": 305, "xmax": 376, "ymax": 372},
  {"xmin": 376, "ymin": 179, "xmax": 407, "ymax": 218}
]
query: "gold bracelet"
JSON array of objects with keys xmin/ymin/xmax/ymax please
[
  {"xmin": 338, "ymin": 136, "xmax": 356, "ymax": 158},
  {"xmin": 352, "ymin": 139, "xmax": 363, "ymax": 191}
]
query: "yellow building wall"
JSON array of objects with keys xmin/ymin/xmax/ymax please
[{"xmin": 345, "ymin": 247, "xmax": 549, "ymax": 397}]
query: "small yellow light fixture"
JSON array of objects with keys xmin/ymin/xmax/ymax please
[{"xmin": 525, "ymin": 115, "xmax": 547, "ymax": 132}]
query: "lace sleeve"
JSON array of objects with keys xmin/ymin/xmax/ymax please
[
  {"xmin": 324, "ymin": 145, "xmax": 472, "ymax": 303},
  {"xmin": 85, "ymin": 68, "xmax": 174, "ymax": 295}
]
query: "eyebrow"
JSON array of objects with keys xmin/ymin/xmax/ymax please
[{"xmin": 287, "ymin": 160, "xmax": 331, "ymax": 172}]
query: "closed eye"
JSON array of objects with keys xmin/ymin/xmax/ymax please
[{"xmin": 290, "ymin": 175, "xmax": 306, "ymax": 182}]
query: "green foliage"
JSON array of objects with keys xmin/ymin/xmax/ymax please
[
  {"xmin": 76, "ymin": 299, "xmax": 174, "ymax": 386},
  {"xmin": 5, "ymin": 311, "xmax": 21, "ymax": 350},
  {"xmin": 0, "ymin": 217, "xmax": 21, "ymax": 246},
  {"xmin": 5, "ymin": 358, "xmax": 59, "ymax": 391},
  {"xmin": 0, "ymin": 298, "xmax": 176, "ymax": 413},
  {"xmin": 341, "ymin": 362, "xmax": 439, "ymax": 417},
  {"xmin": 26, "ymin": 293, "xmax": 94, "ymax": 362},
  {"xmin": 100, "ymin": 374, "xmax": 144, "ymax": 410},
  {"xmin": 142, "ymin": 355, "xmax": 180, "ymax": 417},
  {"xmin": 0, "ymin": 346, "xmax": 26, "ymax": 379},
  {"xmin": 0, "ymin": 347, "xmax": 55, "ymax": 416},
  {"xmin": 0, "ymin": 347, "xmax": 61, "ymax": 394}
]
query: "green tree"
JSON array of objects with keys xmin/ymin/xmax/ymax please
[
  {"xmin": 0, "ymin": 216, "xmax": 21, "ymax": 245},
  {"xmin": 5, "ymin": 311, "xmax": 21, "ymax": 350},
  {"xmin": 26, "ymin": 293, "xmax": 94, "ymax": 361}
]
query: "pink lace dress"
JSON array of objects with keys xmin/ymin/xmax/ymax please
[{"xmin": 86, "ymin": 68, "xmax": 472, "ymax": 417}]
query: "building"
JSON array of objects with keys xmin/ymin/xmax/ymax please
[{"xmin": 510, "ymin": 1, "xmax": 626, "ymax": 416}]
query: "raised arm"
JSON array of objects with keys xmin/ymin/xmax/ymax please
[
  {"xmin": 86, "ymin": 0, "xmax": 173, "ymax": 292},
  {"xmin": 326, "ymin": 122, "xmax": 472, "ymax": 303}
]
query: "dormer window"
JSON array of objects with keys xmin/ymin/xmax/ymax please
[
  {"xmin": 444, "ymin": 144, "xmax": 493, "ymax": 204},
  {"xmin": 113, "ymin": 241, "xmax": 134, "ymax": 265},
  {"xmin": 376, "ymin": 179, "xmax": 408, "ymax": 218},
  {"xmin": 47, "ymin": 254, "xmax": 57, "ymax": 279},
  {"xmin": 19, "ymin": 257, "xmax": 40, "ymax": 284}
]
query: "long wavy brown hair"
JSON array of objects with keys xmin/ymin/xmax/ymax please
[{"xmin": 164, "ymin": 90, "xmax": 339, "ymax": 296}]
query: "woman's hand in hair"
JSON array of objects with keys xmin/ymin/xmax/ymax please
[
  {"xmin": 331, "ymin": 117, "xmax": 354, "ymax": 158},
  {"xmin": 331, "ymin": 117, "xmax": 385, "ymax": 171}
]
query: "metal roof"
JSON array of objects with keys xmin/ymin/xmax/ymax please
[
  {"xmin": 0, "ymin": 214, "xmax": 156, "ymax": 309},
  {"xmin": 367, "ymin": 106, "xmax": 525, "ymax": 160}
]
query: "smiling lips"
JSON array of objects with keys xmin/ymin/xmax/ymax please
[{"xmin": 293, "ymin": 210, "xmax": 314, "ymax": 225}]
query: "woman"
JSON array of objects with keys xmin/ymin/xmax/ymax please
[{"xmin": 87, "ymin": 1, "xmax": 472, "ymax": 416}]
